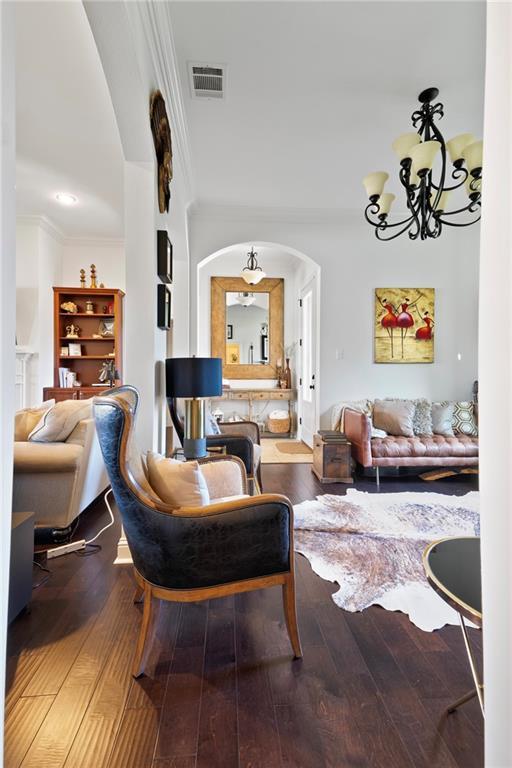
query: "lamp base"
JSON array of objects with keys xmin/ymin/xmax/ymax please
[
  {"xmin": 183, "ymin": 437, "xmax": 207, "ymax": 460},
  {"xmin": 184, "ymin": 399, "xmax": 207, "ymax": 460}
]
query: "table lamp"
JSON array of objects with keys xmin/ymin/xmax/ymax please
[{"xmin": 165, "ymin": 357, "xmax": 223, "ymax": 459}]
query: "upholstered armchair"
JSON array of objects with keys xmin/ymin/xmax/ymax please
[
  {"xmin": 93, "ymin": 392, "xmax": 301, "ymax": 677},
  {"xmin": 167, "ymin": 396, "xmax": 263, "ymax": 492}
]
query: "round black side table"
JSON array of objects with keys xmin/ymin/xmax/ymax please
[{"xmin": 423, "ymin": 536, "xmax": 483, "ymax": 717}]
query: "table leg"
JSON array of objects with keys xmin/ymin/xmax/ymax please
[{"xmin": 447, "ymin": 614, "xmax": 484, "ymax": 717}]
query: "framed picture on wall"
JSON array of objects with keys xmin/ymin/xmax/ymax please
[
  {"xmin": 227, "ymin": 324, "xmax": 233, "ymax": 340},
  {"xmin": 374, "ymin": 288, "xmax": 435, "ymax": 363},
  {"xmin": 157, "ymin": 229, "xmax": 173, "ymax": 283},
  {"xmin": 157, "ymin": 284, "xmax": 172, "ymax": 330}
]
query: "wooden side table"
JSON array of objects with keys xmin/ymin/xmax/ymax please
[{"xmin": 312, "ymin": 433, "xmax": 353, "ymax": 484}]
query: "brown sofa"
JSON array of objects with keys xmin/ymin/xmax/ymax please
[{"xmin": 344, "ymin": 407, "xmax": 479, "ymax": 486}]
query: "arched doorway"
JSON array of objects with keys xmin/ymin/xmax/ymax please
[{"xmin": 196, "ymin": 242, "xmax": 321, "ymax": 445}]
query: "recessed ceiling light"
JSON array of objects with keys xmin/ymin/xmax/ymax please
[{"xmin": 55, "ymin": 192, "xmax": 78, "ymax": 206}]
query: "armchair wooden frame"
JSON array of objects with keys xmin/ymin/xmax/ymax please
[{"xmin": 97, "ymin": 395, "xmax": 302, "ymax": 678}]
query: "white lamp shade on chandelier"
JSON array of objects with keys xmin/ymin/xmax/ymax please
[
  {"xmin": 446, "ymin": 133, "xmax": 475, "ymax": 164},
  {"xmin": 362, "ymin": 87, "xmax": 482, "ymax": 241},
  {"xmin": 378, "ymin": 193, "xmax": 395, "ymax": 215},
  {"xmin": 362, "ymin": 171, "xmax": 389, "ymax": 199},
  {"xmin": 409, "ymin": 140, "xmax": 441, "ymax": 174},
  {"xmin": 236, "ymin": 292, "xmax": 255, "ymax": 306},
  {"xmin": 391, "ymin": 132, "xmax": 421, "ymax": 161},
  {"xmin": 461, "ymin": 140, "xmax": 483, "ymax": 173},
  {"xmin": 240, "ymin": 247, "xmax": 266, "ymax": 284}
]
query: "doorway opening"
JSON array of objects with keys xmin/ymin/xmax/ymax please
[{"xmin": 196, "ymin": 242, "xmax": 321, "ymax": 446}]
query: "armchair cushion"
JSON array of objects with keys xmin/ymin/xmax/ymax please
[
  {"xmin": 13, "ymin": 441, "xmax": 83, "ymax": 473},
  {"xmin": 200, "ymin": 457, "xmax": 246, "ymax": 500},
  {"xmin": 146, "ymin": 452, "xmax": 210, "ymax": 508}
]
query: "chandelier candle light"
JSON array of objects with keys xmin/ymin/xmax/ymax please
[
  {"xmin": 363, "ymin": 87, "xmax": 482, "ymax": 241},
  {"xmin": 240, "ymin": 247, "xmax": 266, "ymax": 284}
]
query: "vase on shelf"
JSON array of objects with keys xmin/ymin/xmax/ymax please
[{"xmin": 285, "ymin": 358, "xmax": 291, "ymax": 389}]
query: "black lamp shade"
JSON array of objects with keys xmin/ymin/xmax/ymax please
[{"xmin": 166, "ymin": 357, "xmax": 223, "ymax": 398}]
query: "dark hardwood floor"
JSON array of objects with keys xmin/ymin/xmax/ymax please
[{"xmin": 5, "ymin": 465, "xmax": 482, "ymax": 768}]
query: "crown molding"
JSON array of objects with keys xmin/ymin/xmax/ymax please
[
  {"xmin": 128, "ymin": 2, "xmax": 194, "ymax": 203},
  {"xmin": 16, "ymin": 214, "xmax": 65, "ymax": 243},
  {"xmin": 16, "ymin": 216, "xmax": 124, "ymax": 248},
  {"xmin": 63, "ymin": 236, "xmax": 125, "ymax": 248}
]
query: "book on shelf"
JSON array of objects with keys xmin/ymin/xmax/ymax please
[{"xmin": 58, "ymin": 367, "xmax": 70, "ymax": 387}]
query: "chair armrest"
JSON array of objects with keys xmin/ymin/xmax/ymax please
[
  {"xmin": 344, "ymin": 408, "xmax": 372, "ymax": 467},
  {"xmin": 218, "ymin": 421, "xmax": 260, "ymax": 445},
  {"xmin": 126, "ymin": 493, "xmax": 293, "ymax": 589},
  {"xmin": 206, "ymin": 434, "xmax": 254, "ymax": 476}
]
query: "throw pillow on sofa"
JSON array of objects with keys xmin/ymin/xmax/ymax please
[
  {"xmin": 373, "ymin": 399, "xmax": 415, "ymax": 437},
  {"xmin": 384, "ymin": 397, "xmax": 433, "ymax": 436},
  {"xmin": 14, "ymin": 399, "xmax": 55, "ymax": 441},
  {"xmin": 28, "ymin": 398, "xmax": 92, "ymax": 442},
  {"xmin": 146, "ymin": 451, "xmax": 210, "ymax": 508},
  {"xmin": 453, "ymin": 401, "xmax": 478, "ymax": 436},
  {"xmin": 431, "ymin": 402, "xmax": 455, "ymax": 437}
]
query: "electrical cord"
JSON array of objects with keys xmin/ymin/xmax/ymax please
[
  {"xmin": 36, "ymin": 487, "xmax": 116, "ymax": 560},
  {"xmin": 32, "ymin": 559, "xmax": 51, "ymax": 589},
  {"xmin": 85, "ymin": 488, "xmax": 115, "ymax": 545}
]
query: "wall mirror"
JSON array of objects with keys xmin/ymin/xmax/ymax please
[{"xmin": 211, "ymin": 276, "xmax": 284, "ymax": 379}]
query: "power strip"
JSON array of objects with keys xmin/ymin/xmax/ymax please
[{"xmin": 47, "ymin": 539, "xmax": 86, "ymax": 559}]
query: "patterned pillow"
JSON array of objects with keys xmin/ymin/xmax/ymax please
[
  {"xmin": 384, "ymin": 398, "xmax": 433, "ymax": 436},
  {"xmin": 453, "ymin": 401, "xmax": 478, "ymax": 437}
]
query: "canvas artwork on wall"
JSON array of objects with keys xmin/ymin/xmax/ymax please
[{"xmin": 375, "ymin": 288, "xmax": 435, "ymax": 363}]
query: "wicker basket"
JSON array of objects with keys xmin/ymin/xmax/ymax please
[{"xmin": 267, "ymin": 415, "xmax": 291, "ymax": 434}]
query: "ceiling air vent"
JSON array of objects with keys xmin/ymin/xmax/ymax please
[{"xmin": 188, "ymin": 63, "xmax": 226, "ymax": 99}]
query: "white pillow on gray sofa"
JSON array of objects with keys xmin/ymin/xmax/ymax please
[{"xmin": 28, "ymin": 399, "xmax": 92, "ymax": 442}]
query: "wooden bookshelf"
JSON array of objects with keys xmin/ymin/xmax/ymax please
[{"xmin": 43, "ymin": 286, "xmax": 124, "ymax": 402}]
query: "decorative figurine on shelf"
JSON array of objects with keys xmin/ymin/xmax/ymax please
[
  {"xmin": 98, "ymin": 360, "xmax": 119, "ymax": 388},
  {"xmin": 65, "ymin": 323, "xmax": 80, "ymax": 338},
  {"xmin": 102, "ymin": 305, "xmax": 108, "ymax": 313},
  {"xmin": 60, "ymin": 301, "xmax": 78, "ymax": 314},
  {"xmin": 79, "ymin": 269, "xmax": 86, "ymax": 288},
  {"xmin": 90, "ymin": 264, "xmax": 98, "ymax": 288},
  {"xmin": 85, "ymin": 299, "xmax": 95, "ymax": 315},
  {"xmin": 99, "ymin": 283, "xmax": 105, "ymax": 288}
]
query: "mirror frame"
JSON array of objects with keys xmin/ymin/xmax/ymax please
[{"xmin": 211, "ymin": 276, "xmax": 284, "ymax": 379}]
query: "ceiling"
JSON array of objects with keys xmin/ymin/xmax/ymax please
[
  {"xmin": 16, "ymin": 1, "xmax": 124, "ymax": 238},
  {"xmin": 169, "ymin": 1, "xmax": 486, "ymax": 211},
  {"xmin": 14, "ymin": 1, "xmax": 486, "ymax": 236}
]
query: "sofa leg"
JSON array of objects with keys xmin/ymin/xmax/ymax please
[{"xmin": 375, "ymin": 466, "xmax": 380, "ymax": 488}]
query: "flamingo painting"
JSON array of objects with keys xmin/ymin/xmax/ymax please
[{"xmin": 375, "ymin": 288, "xmax": 435, "ymax": 363}]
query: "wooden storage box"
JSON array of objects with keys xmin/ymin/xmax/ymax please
[{"xmin": 312, "ymin": 433, "xmax": 353, "ymax": 484}]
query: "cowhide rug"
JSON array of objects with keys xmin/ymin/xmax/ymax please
[{"xmin": 293, "ymin": 489, "xmax": 480, "ymax": 632}]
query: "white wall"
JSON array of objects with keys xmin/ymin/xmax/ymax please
[
  {"xmin": 60, "ymin": 240, "xmax": 125, "ymax": 291},
  {"xmin": 1, "ymin": 4, "xmax": 16, "ymax": 763},
  {"xmin": 189, "ymin": 208, "xmax": 479, "ymax": 426},
  {"xmin": 16, "ymin": 219, "xmax": 62, "ymax": 402},
  {"xmin": 479, "ymin": 3, "xmax": 512, "ymax": 764}
]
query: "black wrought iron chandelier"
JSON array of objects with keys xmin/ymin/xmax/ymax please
[{"xmin": 363, "ymin": 87, "xmax": 482, "ymax": 241}]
